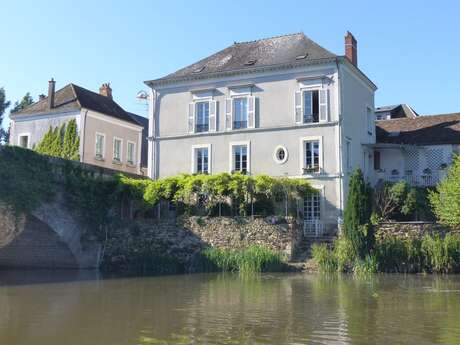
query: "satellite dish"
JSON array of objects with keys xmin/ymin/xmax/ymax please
[{"xmin": 136, "ymin": 90, "xmax": 149, "ymax": 100}]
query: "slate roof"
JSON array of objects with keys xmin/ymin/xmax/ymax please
[
  {"xmin": 146, "ymin": 33, "xmax": 337, "ymax": 85},
  {"xmin": 11, "ymin": 83, "xmax": 140, "ymax": 125},
  {"xmin": 375, "ymin": 104, "xmax": 418, "ymax": 119},
  {"xmin": 376, "ymin": 113, "xmax": 460, "ymax": 145}
]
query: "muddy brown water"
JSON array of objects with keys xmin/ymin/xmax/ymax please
[{"xmin": 1, "ymin": 271, "xmax": 459, "ymax": 345}]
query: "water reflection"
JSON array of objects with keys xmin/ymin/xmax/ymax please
[{"xmin": 0, "ymin": 272, "xmax": 459, "ymax": 345}]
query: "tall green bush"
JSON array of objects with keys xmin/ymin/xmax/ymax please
[
  {"xmin": 343, "ymin": 169, "xmax": 372, "ymax": 257},
  {"xmin": 35, "ymin": 119, "xmax": 80, "ymax": 160},
  {"xmin": 429, "ymin": 155, "xmax": 460, "ymax": 227}
]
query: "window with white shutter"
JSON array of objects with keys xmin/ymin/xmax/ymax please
[
  {"xmin": 225, "ymin": 98, "xmax": 232, "ymax": 130},
  {"xmin": 188, "ymin": 102, "xmax": 195, "ymax": 133},
  {"xmin": 247, "ymin": 96, "xmax": 255, "ymax": 128},
  {"xmin": 295, "ymin": 91, "xmax": 302, "ymax": 124},
  {"xmin": 209, "ymin": 100, "xmax": 217, "ymax": 132},
  {"xmin": 319, "ymin": 89, "xmax": 328, "ymax": 122}
]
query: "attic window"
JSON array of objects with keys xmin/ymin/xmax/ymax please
[
  {"xmin": 296, "ymin": 53, "xmax": 308, "ymax": 60},
  {"xmin": 388, "ymin": 131, "xmax": 400, "ymax": 137},
  {"xmin": 244, "ymin": 59, "xmax": 257, "ymax": 66},
  {"xmin": 192, "ymin": 66, "xmax": 206, "ymax": 74}
]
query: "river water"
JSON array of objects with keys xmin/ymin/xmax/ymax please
[{"xmin": 0, "ymin": 271, "xmax": 459, "ymax": 345}]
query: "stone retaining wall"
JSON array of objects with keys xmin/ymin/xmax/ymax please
[
  {"xmin": 375, "ymin": 222, "xmax": 455, "ymax": 239},
  {"xmin": 181, "ymin": 216, "xmax": 298, "ymax": 259}
]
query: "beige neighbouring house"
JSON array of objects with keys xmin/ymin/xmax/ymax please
[{"xmin": 9, "ymin": 80, "xmax": 148, "ymax": 175}]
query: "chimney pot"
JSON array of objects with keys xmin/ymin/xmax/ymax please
[
  {"xmin": 99, "ymin": 83, "xmax": 113, "ymax": 99},
  {"xmin": 48, "ymin": 78, "xmax": 55, "ymax": 109},
  {"xmin": 345, "ymin": 31, "xmax": 358, "ymax": 67}
]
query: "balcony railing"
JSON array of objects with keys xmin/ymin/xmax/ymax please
[
  {"xmin": 303, "ymin": 219, "xmax": 324, "ymax": 237},
  {"xmin": 374, "ymin": 171, "xmax": 445, "ymax": 187}
]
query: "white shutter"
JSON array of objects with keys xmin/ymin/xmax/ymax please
[
  {"xmin": 295, "ymin": 91, "xmax": 303, "ymax": 124},
  {"xmin": 225, "ymin": 98, "xmax": 233, "ymax": 130},
  {"xmin": 188, "ymin": 102, "xmax": 195, "ymax": 133},
  {"xmin": 247, "ymin": 96, "xmax": 255, "ymax": 128},
  {"xmin": 209, "ymin": 100, "xmax": 217, "ymax": 132},
  {"xmin": 319, "ymin": 89, "xmax": 328, "ymax": 122}
]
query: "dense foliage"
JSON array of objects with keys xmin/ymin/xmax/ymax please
[
  {"xmin": 121, "ymin": 173, "xmax": 313, "ymax": 217},
  {"xmin": 373, "ymin": 181, "xmax": 433, "ymax": 222},
  {"xmin": 0, "ymin": 146, "xmax": 55, "ymax": 214},
  {"xmin": 35, "ymin": 119, "xmax": 80, "ymax": 160},
  {"xmin": 429, "ymin": 155, "xmax": 460, "ymax": 227},
  {"xmin": 343, "ymin": 169, "xmax": 373, "ymax": 258},
  {"xmin": 10, "ymin": 92, "xmax": 33, "ymax": 114}
]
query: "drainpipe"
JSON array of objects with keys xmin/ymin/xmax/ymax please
[
  {"xmin": 336, "ymin": 58, "xmax": 344, "ymax": 233},
  {"xmin": 80, "ymin": 110, "xmax": 88, "ymax": 162}
]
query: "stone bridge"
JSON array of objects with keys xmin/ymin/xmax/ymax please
[{"xmin": 0, "ymin": 194, "xmax": 101, "ymax": 269}]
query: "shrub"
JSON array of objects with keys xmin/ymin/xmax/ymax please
[
  {"xmin": 353, "ymin": 254, "xmax": 378, "ymax": 276},
  {"xmin": 343, "ymin": 169, "xmax": 372, "ymax": 258},
  {"xmin": 311, "ymin": 243, "xmax": 337, "ymax": 272},
  {"xmin": 35, "ymin": 119, "xmax": 80, "ymax": 160},
  {"xmin": 429, "ymin": 155, "xmax": 460, "ymax": 227}
]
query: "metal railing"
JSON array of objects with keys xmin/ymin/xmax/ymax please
[
  {"xmin": 375, "ymin": 173, "xmax": 441, "ymax": 187},
  {"xmin": 303, "ymin": 219, "xmax": 324, "ymax": 237}
]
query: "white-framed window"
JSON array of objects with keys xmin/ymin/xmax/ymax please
[
  {"xmin": 273, "ymin": 145, "xmax": 288, "ymax": 164},
  {"xmin": 113, "ymin": 137, "xmax": 122, "ymax": 163},
  {"xmin": 225, "ymin": 92, "xmax": 255, "ymax": 130},
  {"xmin": 300, "ymin": 136, "xmax": 322, "ymax": 174},
  {"xmin": 346, "ymin": 138, "xmax": 352, "ymax": 172},
  {"xmin": 18, "ymin": 133, "xmax": 30, "ymax": 149},
  {"xmin": 95, "ymin": 132, "xmax": 105, "ymax": 159},
  {"xmin": 303, "ymin": 89, "xmax": 319, "ymax": 123},
  {"xmin": 191, "ymin": 144, "xmax": 211, "ymax": 174},
  {"xmin": 127, "ymin": 141, "xmax": 136, "ymax": 165},
  {"xmin": 295, "ymin": 87, "xmax": 328, "ymax": 124},
  {"xmin": 233, "ymin": 97, "xmax": 248, "ymax": 129},
  {"xmin": 367, "ymin": 106, "xmax": 374, "ymax": 135},
  {"xmin": 195, "ymin": 101, "xmax": 210, "ymax": 133},
  {"xmin": 188, "ymin": 98, "xmax": 217, "ymax": 134},
  {"xmin": 229, "ymin": 141, "xmax": 250, "ymax": 174}
]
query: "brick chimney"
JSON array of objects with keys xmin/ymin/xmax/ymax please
[
  {"xmin": 48, "ymin": 78, "xmax": 55, "ymax": 109},
  {"xmin": 99, "ymin": 83, "xmax": 112, "ymax": 99},
  {"xmin": 345, "ymin": 31, "xmax": 357, "ymax": 67}
]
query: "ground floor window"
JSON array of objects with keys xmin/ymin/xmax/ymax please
[
  {"xmin": 232, "ymin": 144, "xmax": 248, "ymax": 173},
  {"xmin": 18, "ymin": 134, "xmax": 29, "ymax": 148},
  {"xmin": 195, "ymin": 147, "xmax": 209, "ymax": 174},
  {"xmin": 304, "ymin": 192, "xmax": 320, "ymax": 220}
]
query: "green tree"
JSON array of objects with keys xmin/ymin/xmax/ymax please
[
  {"xmin": 429, "ymin": 155, "xmax": 460, "ymax": 227},
  {"xmin": 0, "ymin": 87, "xmax": 11, "ymax": 143},
  {"xmin": 62, "ymin": 119, "xmax": 80, "ymax": 160},
  {"xmin": 10, "ymin": 92, "xmax": 33, "ymax": 113},
  {"xmin": 343, "ymin": 169, "xmax": 372, "ymax": 257}
]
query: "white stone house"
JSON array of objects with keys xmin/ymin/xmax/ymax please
[{"xmin": 144, "ymin": 32, "xmax": 377, "ymax": 235}]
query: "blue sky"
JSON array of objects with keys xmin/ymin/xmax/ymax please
[{"xmin": 1, "ymin": 0, "xmax": 459, "ymax": 130}]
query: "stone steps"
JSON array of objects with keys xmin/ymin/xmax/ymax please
[{"xmin": 291, "ymin": 235, "xmax": 336, "ymax": 262}]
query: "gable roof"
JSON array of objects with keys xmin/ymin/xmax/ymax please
[
  {"xmin": 376, "ymin": 112, "xmax": 460, "ymax": 145},
  {"xmin": 11, "ymin": 83, "xmax": 140, "ymax": 125},
  {"xmin": 146, "ymin": 33, "xmax": 337, "ymax": 85},
  {"xmin": 127, "ymin": 112, "xmax": 149, "ymax": 167}
]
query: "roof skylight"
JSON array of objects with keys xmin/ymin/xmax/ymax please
[{"xmin": 192, "ymin": 66, "xmax": 206, "ymax": 73}]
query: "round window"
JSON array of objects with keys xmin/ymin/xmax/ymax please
[{"xmin": 273, "ymin": 146, "xmax": 288, "ymax": 164}]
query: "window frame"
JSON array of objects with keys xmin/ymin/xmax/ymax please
[
  {"xmin": 95, "ymin": 132, "xmax": 106, "ymax": 160},
  {"xmin": 232, "ymin": 96, "xmax": 249, "ymax": 130},
  {"xmin": 229, "ymin": 141, "xmax": 250, "ymax": 174},
  {"xmin": 304, "ymin": 185, "xmax": 325, "ymax": 221},
  {"xmin": 191, "ymin": 144, "xmax": 212, "ymax": 174},
  {"xmin": 127, "ymin": 140, "xmax": 136, "ymax": 166},
  {"xmin": 112, "ymin": 136, "xmax": 123, "ymax": 163},
  {"xmin": 273, "ymin": 145, "xmax": 289, "ymax": 164},
  {"xmin": 299, "ymin": 136, "xmax": 323, "ymax": 175},
  {"xmin": 302, "ymin": 88, "xmax": 320, "ymax": 124},
  {"xmin": 17, "ymin": 133, "xmax": 30, "ymax": 149},
  {"xmin": 195, "ymin": 100, "xmax": 210, "ymax": 133}
]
